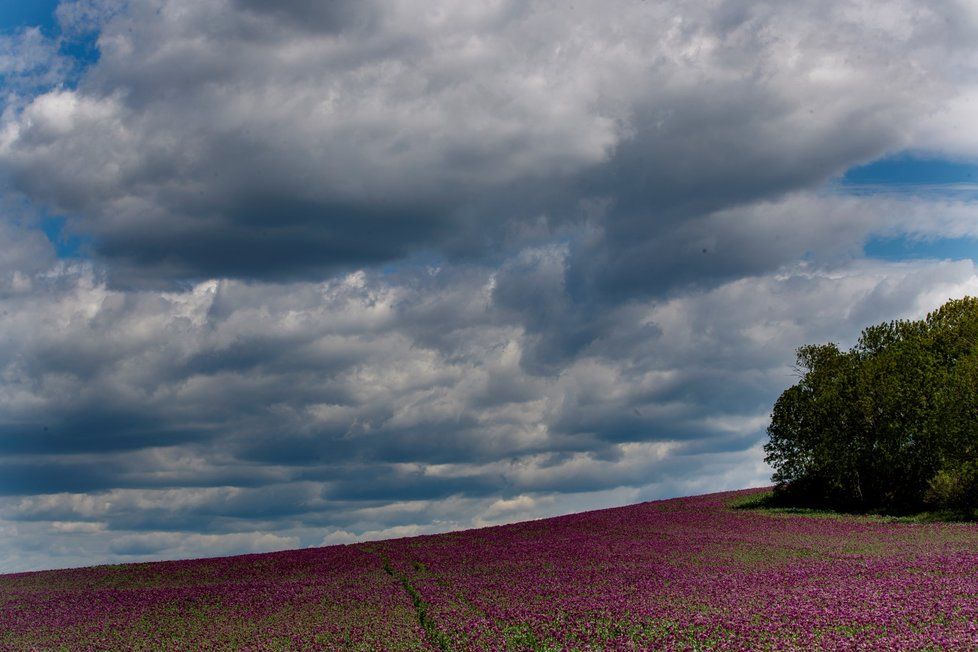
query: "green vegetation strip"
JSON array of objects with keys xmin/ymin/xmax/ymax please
[
  {"xmin": 381, "ymin": 558, "xmax": 453, "ymax": 651},
  {"xmin": 733, "ymin": 491, "xmax": 978, "ymax": 523}
]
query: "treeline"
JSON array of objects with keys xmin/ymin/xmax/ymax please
[{"xmin": 765, "ymin": 296, "xmax": 978, "ymax": 514}]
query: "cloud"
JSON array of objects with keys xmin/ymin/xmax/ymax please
[
  {"xmin": 1, "ymin": 0, "xmax": 977, "ymax": 571},
  {"xmin": 0, "ymin": 219, "xmax": 56, "ymax": 286},
  {"xmin": 321, "ymin": 524, "xmax": 431, "ymax": 547},
  {"xmin": 0, "ymin": 0, "xmax": 974, "ymax": 286},
  {"xmin": 108, "ymin": 530, "xmax": 299, "ymax": 557},
  {"xmin": 0, "ymin": 27, "xmax": 76, "ymax": 108},
  {"xmin": 1, "ymin": 215, "xmax": 977, "ymax": 570}
]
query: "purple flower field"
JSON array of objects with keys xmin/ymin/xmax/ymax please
[{"xmin": 3, "ymin": 488, "xmax": 978, "ymax": 650}]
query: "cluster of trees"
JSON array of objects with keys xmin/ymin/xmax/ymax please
[{"xmin": 765, "ymin": 297, "xmax": 978, "ymax": 514}]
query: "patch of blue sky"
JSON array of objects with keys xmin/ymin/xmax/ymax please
[
  {"xmin": 58, "ymin": 34, "xmax": 100, "ymax": 71},
  {"xmin": 0, "ymin": 0, "xmax": 61, "ymax": 35},
  {"xmin": 0, "ymin": 0, "xmax": 100, "ymax": 81},
  {"xmin": 1, "ymin": 2, "xmax": 97, "ymax": 260},
  {"xmin": 837, "ymin": 153, "xmax": 978, "ymax": 263},
  {"xmin": 864, "ymin": 235, "xmax": 978, "ymax": 263},
  {"xmin": 39, "ymin": 214, "xmax": 89, "ymax": 258},
  {"xmin": 836, "ymin": 152, "xmax": 978, "ymax": 199}
]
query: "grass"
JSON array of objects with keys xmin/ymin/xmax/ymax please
[{"xmin": 731, "ymin": 490, "xmax": 978, "ymax": 523}]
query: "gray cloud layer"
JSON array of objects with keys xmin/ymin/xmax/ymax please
[
  {"xmin": 1, "ymin": 0, "xmax": 977, "ymax": 571},
  {"xmin": 2, "ymin": 0, "xmax": 975, "ymax": 285},
  {"xmin": 2, "ymin": 235, "xmax": 977, "ymax": 570}
]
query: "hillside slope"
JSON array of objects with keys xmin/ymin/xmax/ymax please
[{"xmin": 3, "ymin": 488, "xmax": 978, "ymax": 650}]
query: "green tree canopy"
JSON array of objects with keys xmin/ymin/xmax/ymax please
[{"xmin": 765, "ymin": 297, "xmax": 978, "ymax": 513}]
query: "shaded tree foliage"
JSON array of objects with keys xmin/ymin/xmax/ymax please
[{"xmin": 765, "ymin": 297, "xmax": 978, "ymax": 513}]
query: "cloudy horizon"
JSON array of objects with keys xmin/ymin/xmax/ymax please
[{"xmin": 1, "ymin": 0, "xmax": 978, "ymax": 573}]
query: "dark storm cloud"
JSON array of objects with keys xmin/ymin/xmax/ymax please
[
  {"xmin": 0, "ymin": 413, "xmax": 210, "ymax": 456},
  {"xmin": 0, "ymin": 456, "xmax": 276, "ymax": 497},
  {"xmin": 231, "ymin": 0, "xmax": 379, "ymax": 34},
  {"xmin": 0, "ymin": 459, "xmax": 112, "ymax": 495}
]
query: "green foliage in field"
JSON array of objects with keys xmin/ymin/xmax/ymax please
[{"xmin": 765, "ymin": 296, "xmax": 978, "ymax": 514}]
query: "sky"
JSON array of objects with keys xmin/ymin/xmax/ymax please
[{"xmin": 0, "ymin": 0, "xmax": 977, "ymax": 573}]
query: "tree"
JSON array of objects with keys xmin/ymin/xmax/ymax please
[{"xmin": 764, "ymin": 297, "xmax": 978, "ymax": 514}]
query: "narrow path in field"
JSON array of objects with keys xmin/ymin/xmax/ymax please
[
  {"xmin": 360, "ymin": 545, "xmax": 454, "ymax": 650},
  {"xmin": 381, "ymin": 558, "xmax": 453, "ymax": 651}
]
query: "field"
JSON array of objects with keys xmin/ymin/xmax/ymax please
[{"xmin": 3, "ymin": 488, "xmax": 978, "ymax": 650}]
